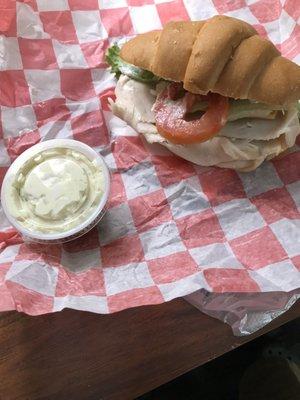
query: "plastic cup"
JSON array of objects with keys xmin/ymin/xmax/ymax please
[{"xmin": 1, "ymin": 139, "xmax": 110, "ymax": 244}]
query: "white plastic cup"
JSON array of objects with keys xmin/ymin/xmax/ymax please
[{"xmin": 1, "ymin": 139, "xmax": 110, "ymax": 244}]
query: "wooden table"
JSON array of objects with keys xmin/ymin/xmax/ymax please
[{"xmin": 0, "ymin": 298, "xmax": 299, "ymax": 400}]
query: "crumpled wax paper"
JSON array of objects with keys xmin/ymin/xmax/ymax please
[
  {"xmin": 185, "ymin": 289, "xmax": 300, "ymax": 335},
  {"xmin": 0, "ymin": 1, "xmax": 299, "ymax": 334}
]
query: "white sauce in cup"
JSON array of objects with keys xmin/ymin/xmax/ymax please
[{"xmin": 1, "ymin": 139, "xmax": 110, "ymax": 243}]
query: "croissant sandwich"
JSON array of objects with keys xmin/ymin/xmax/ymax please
[{"xmin": 107, "ymin": 15, "xmax": 300, "ymax": 171}]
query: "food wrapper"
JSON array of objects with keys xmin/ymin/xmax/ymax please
[
  {"xmin": 0, "ymin": 0, "xmax": 299, "ymax": 334},
  {"xmin": 185, "ymin": 289, "xmax": 300, "ymax": 335}
]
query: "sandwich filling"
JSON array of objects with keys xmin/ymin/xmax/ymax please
[{"xmin": 107, "ymin": 45, "xmax": 300, "ymax": 171}]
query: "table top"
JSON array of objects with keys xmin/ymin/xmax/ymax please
[{"xmin": 0, "ymin": 299, "xmax": 299, "ymax": 400}]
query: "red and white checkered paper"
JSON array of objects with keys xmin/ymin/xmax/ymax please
[{"xmin": 0, "ymin": 0, "xmax": 299, "ymax": 316}]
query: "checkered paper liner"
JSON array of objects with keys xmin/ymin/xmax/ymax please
[{"xmin": 0, "ymin": 0, "xmax": 299, "ymax": 316}]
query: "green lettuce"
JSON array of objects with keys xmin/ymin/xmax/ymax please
[
  {"xmin": 106, "ymin": 44, "xmax": 160, "ymax": 83},
  {"xmin": 191, "ymin": 98, "xmax": 286, "ymax": 121},
  {"xmin": 227, "ymin": 100, "xmax": 285, "ymax": 121}
]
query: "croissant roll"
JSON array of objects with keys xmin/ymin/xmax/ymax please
[{"xmin": 120, "ymin": 15, "xmax": 300, "ymax": 106}]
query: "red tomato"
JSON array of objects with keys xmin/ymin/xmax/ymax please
[{"xmin": 153, "ymin": 85, "xmax": 229, "ymax": 144}]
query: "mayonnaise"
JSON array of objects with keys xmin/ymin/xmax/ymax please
[{"xmin": 1, "ymin": 140, "xmax": 110, "ymax": 242}]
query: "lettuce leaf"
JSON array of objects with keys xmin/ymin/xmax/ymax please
[
  {"xmin": 227, "ymin": 100, "xmax": 285, "ymax": 121},
  {"xmin": 191, "ymin": 99, "xmax": 285, "ymax": 121},
  {"xmin": 106, "ymin": 44, "xmax": 160, "ymax": 83}
]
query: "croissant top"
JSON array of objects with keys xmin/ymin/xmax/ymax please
[{"xmin": 120, "ymin": 15, "xmax": 300, "ymax": 106}]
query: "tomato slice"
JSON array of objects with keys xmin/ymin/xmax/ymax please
[{"xmin": 153, "ymin": 84, "xmax": 229, "ymax": 144}]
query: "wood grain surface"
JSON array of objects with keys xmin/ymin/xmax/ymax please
[{"xmin": 0, "ymin": 299, "xmax": 298, "ymax": 400}]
